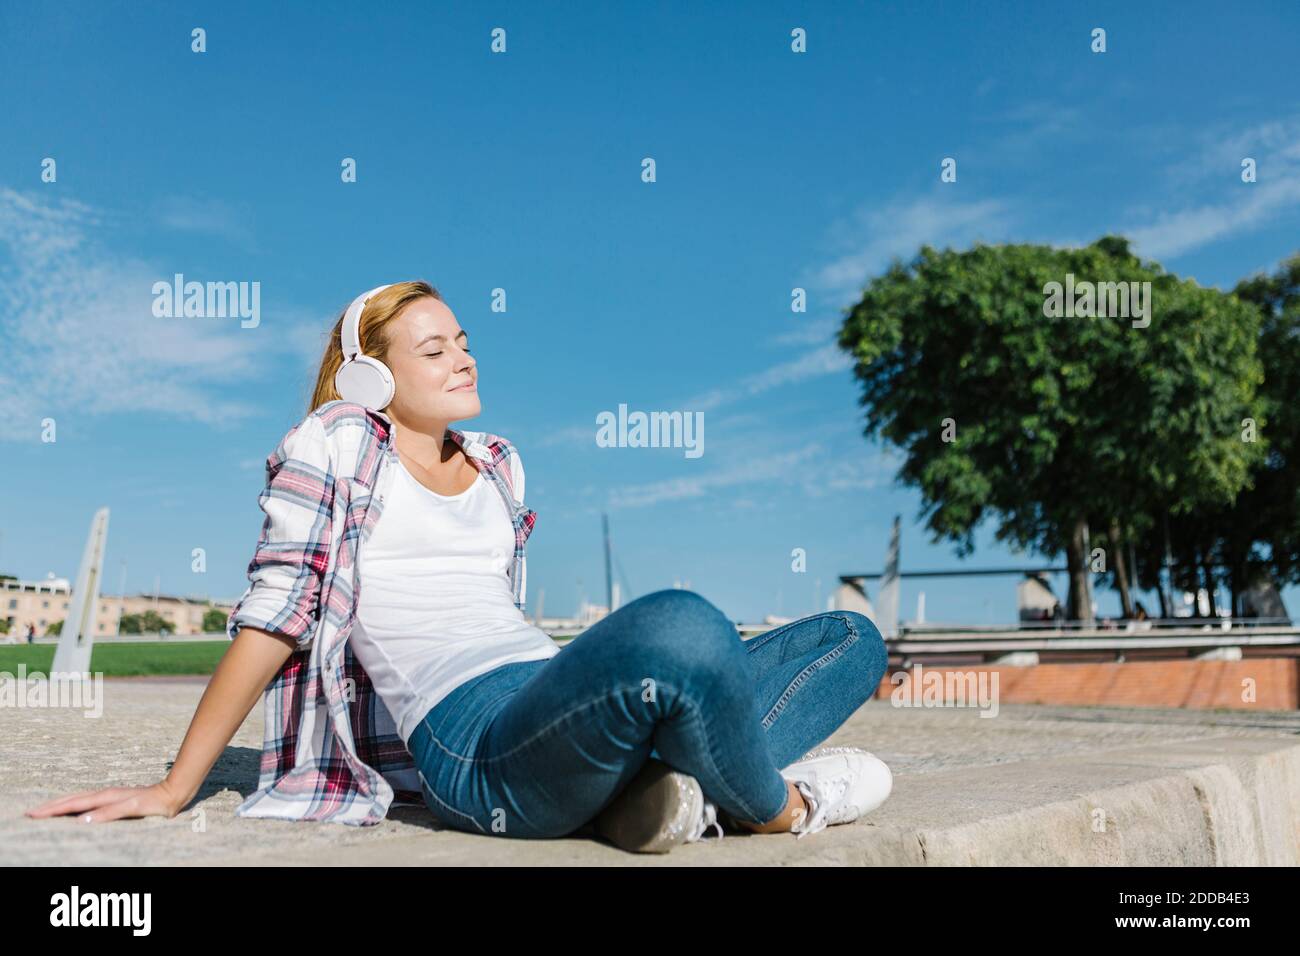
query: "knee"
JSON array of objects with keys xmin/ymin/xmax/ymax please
[
  {"xmin": 629, "ymin": 590, "xmax": 741, "ymax": 672},
  {"xmin": 637, "ymin": 589, "xmax": 733, "ymax": 638},
  {"xmin": 640, "ymin": 588, "xmax": 722, "ymax": 619},
  {"xmin": 839, "ymin": 611, "xmax": 889, "ymax": 675},
  {"xmin": 839, "ymin": 609, "xmax": 880, "ymax": 640}
]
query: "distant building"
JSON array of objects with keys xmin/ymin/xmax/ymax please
[
  {"xmin": 0, "ymin": 573, "xmax": 234, "ymax": 639},
  {"xmin": 533, "ymin": 598, "xmax": 612, "ymax": 634},
  {"xmin": 832, "ymin": 577, "xmax": 875, "ymax": 618},
  {"xmin": 1018, "ymin": 573, "xmax": 1060, "ymax": 622}
]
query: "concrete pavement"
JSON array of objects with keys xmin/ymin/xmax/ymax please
[{"xmin": 5, "ymin": 676, "xmax": 1298, "ymax": 865}]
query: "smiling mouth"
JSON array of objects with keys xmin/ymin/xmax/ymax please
[{"xmin": 449, "ymin": 381, "xmax": 477, "ymax": 391}]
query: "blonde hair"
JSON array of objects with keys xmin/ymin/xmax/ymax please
[{"xmin": 308, "ymin": 280, "xmax": 442, "ymax": 414}]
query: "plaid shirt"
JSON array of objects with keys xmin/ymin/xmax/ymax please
[{"xmin": 224, "ymin": 399, "xmax": 538, "ymax": 826}]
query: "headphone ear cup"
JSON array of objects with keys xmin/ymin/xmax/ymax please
[{"xmin": 335, "ymin": 356, "xmax": 395, "ymax": 410}]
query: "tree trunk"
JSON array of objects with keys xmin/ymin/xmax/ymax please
[
  {"xmin": 1110, "ymin": 517, "xmax": 1134, "ymax": 618},
  {"xmin": 1128, "ymin": 535, "xmax": 1140, "ymax": 612},
  {"xmin": 1203, "ymin": 558, "xmax": 1217, "ymax": 617},
  {"xmin": 1227, "ymin": 555, "xmax": 1245, "ymax": 619},
  {"xmin": 1066, "ymin": 518, "xmax": 1095, "ymax": 622},
  {"xmin": 1161, "ymin": 513, "xmax": 1175, "ymax": 621}
]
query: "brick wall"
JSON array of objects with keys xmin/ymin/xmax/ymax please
[{"xmin": 874, "ymin": 658, "xmax": 1300, "ymax": 710}]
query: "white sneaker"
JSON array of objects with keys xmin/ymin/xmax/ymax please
[
  {"xmin": 593, "ymin": 758, "xmax": 723, "ymax": 853},
  {"xmin": 686, "ymin": 796, "xmax": 724, "ymax": 845},
  {"xmin": 779, "ymin": 745, "xmax": 893, "ymax": 839}
]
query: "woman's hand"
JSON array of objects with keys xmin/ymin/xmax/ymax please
[
  {"xmin": 25, "ymin": 779, "xmax": 188, "ymax": 823},
  {"xmin": 24, "ymin": 627, "xmax": 295, "ymax": 827}
]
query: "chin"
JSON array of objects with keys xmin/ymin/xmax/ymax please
[{"xmin": 447, "ymin": 394, "xmax": 482, "ymax": 419}]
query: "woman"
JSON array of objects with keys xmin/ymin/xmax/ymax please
[{"xmin": 27, "ymin": 281, "xmax": 894, "ymax": 853}]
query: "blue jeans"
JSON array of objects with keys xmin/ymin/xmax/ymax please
[{"xmin": 406, "ymin": 589, "xmax": 888, "ymax": 839}]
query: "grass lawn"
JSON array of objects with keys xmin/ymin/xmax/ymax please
[{"xmin": 0, "ymin": 640, "xmax": 230, "ymax": 677}]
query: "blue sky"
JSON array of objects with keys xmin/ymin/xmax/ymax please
[{"xmin": 2, "ymin": 1, "xmax": 1299, "ymax": 624}]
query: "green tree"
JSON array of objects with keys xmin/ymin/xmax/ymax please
[
  {"xmin": 202, "ymin": 607, "xmax": 228, "ymax": 634},
  {"xmin": 119, "ymin": 610, "xmax": 174, "ymax": 635},
  {"xmin": 837, "ymin": 236, "xmax": 1266, "ymax": 620},
  {"xmin": 1220, "ymin": 253, "xmax": 1300, "ymax": 603}
]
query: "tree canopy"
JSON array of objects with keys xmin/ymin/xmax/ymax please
[{"xmin": 837, "ymin": 236, "xmax": 1269, "ymax": 620}]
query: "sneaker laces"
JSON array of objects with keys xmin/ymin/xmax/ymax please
[
  {"xmin": 686, "ymin": 798, "xmax": 724, "ymax": 843},
  {"xmin": 790, "ymin": 775, "xmax": 847, "ymax": 840}
]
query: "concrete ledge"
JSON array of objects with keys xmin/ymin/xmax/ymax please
[
  {"xmin": 778, "ymin": 737, "xmax": 1300, "ymax": 866},
  {"xmin": 6, "ymin": 679, "xmax": 1300, "ymax": 865}
]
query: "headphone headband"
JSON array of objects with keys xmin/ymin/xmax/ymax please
[{"xmin": 340, "ymin": 284, "xmax": 395, "ymax": 359}]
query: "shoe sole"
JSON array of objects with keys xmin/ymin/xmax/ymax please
[{"xmin": 592, "ymin": 758, "xmax": 703, "ymax": 854}]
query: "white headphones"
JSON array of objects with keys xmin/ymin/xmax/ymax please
[{"xmin": 334, "ymin": 284, "xmax": 396, "ymax": 410}]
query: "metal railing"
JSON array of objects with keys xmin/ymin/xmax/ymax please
[
  {"xmin": 938, "ymin": 616, "xmax": 1293, "ymax": 633},
  {"xmin": 737, "ymin": 616, "xmax": 1300, "ymax": 663}
]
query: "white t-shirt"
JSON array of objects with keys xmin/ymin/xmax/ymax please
[{"xmin": 349, "ymin": 454, "xmax": 561, "ymax": 744}]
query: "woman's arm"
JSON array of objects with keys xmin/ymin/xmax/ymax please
[
  {"xmin": 25, "ymin": 626, "xmax": 295, "ymax": 823},
  {"xmin": 28, "ymin": 412, "xmax": 337, "ymax": 823},
  {"xmin": 163, "ymin": 625, "xmax": 297, "ymax": 811}
]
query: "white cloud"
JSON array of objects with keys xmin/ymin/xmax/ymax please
[
  {"xmin": 988, "ymin": 102, "xmax": 1084, "ymax": 146},
  {"xmin": 1165, "ymin": 116, "xmax": 1300, "ymax": 184},
  {"xmin": 536, "ymin": 341, "xmax": 855, "ymax": 450},
  {"xmin": 534, "ymin": 422, "xmax": 597, "ymax": 449},
  {"xmin": 152, "ymin": 195, "xmax": 257, "ymax": 248},
  {"xmin": 606, "ymin": 440, "xmax": 826, "ymax": 508},
  {"xmin": 682, "ymin": 342, "xmax": 852, "ymax": 413},
  {"xmin": 1126, "ymin": 115, "xmax": 1300, "ymax": 259},
  {"xmin": 0, "ymin": 188, "xmax": 315, "ymax": 442},
  {"xmin": 811, "ymin": 195, "xmax": 1013, "ymax": 296},
  {"xmin": 590, "ymin": 423, "xmax": 895, "ymax": 511},
  {"xmin": 768, "ymin": 315, "xmax": 841, "ymax": 346},
  {"xmin": 1127, "ymin": 178, "xmax": 1300, "ymax": 259}
]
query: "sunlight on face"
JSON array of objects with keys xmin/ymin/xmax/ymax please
[{"xmin": 382, "ymin": 296, "xmax": 481, "ymax": 426}]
